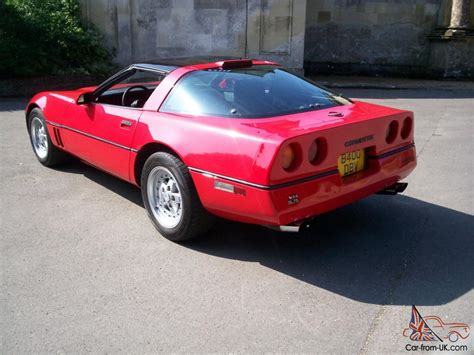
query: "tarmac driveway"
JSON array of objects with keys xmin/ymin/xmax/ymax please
[{"xmin": 1, "ymin": 89, "xmax": 473, "ymax": 353}]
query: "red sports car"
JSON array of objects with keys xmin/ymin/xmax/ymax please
[{"xmin": 26, "ymin": 57, "xmax": 416, "ymax": 241}]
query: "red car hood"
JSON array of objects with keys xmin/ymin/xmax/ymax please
[{"xmin": 44, "ymin": 86, "xmax": 98, "ymax": 101}]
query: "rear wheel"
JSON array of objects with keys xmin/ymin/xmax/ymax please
[
  {"xmin": 28, "ymin": 108, "xmax": 69, "ymax": 166},
  {"xmin": 141, "ymin": 152, "xmax": 214, "ymax": 242}
]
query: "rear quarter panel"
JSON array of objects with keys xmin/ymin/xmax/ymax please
[
  {"xmin": 131, "ymin": 111, "xmax": 282, "ymax": 185},
  {"xmin": 132, "ymin": 100, "xmax": 415, "ymax": 187}
]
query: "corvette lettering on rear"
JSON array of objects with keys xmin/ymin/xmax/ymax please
[{"xmin": 344, "ymin": 134, "xmax": 374, "ymax": 147}]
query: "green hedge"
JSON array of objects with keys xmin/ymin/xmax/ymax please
[{"xmin": 0, "ymin": 0, "xmax": 112, "ymax": 78}]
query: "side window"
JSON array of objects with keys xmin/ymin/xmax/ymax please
[
  {"xmin": 96, "ymin": 69, "xmax": 165, "ymax": 108},
  {"xmin": 111, "ymin": 70, "xmax": 164, "ymax": 88}
]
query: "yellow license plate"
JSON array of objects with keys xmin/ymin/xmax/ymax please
[{"xmin": 338, "ymin": 149, "xmax": 366, "ymax": 177}]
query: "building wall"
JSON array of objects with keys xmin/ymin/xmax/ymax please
[
  {"xmin": 79, "ymin": 0, "xmax": 307, "ymax": 69},
  {"xmin": 304, "ymin": 0, "xmax": 474, "ymax": 77},
  {"xmin": 304, "ymin": 0, "xmax": 442, "ymax": 76},
  {"xmin": 79, "ymin": 0, "xmax": 473, "ymax": 77}
]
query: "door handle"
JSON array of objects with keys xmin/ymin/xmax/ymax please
[{"xmin": 120, "ymin": 120, "xmax": 132, "ymax": 127}]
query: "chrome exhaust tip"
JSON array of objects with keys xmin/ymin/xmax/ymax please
[
  {"xmin": 263, "ymin": 218, "xmax": 314, "ymax": 233},
  {"xmin": 377, "ymin": 182, "xmax": 408, "ymax": 195},
  {"xmin": 265, "ymin": 224, "xmax": 301, "ymax": 233}
]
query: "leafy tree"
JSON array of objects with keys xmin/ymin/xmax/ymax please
[{"xmin": 0, "ymin": 0, "xmax": 112, "ymax": 78}]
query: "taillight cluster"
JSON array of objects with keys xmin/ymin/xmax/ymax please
[
  {"xmin": 279, "ymin": 116, "xmax": 413, "ymax": 171},
  {"xmin": 386, "ymin": 117, "xmax": 413, "ymax": 144},
  {"xmin": 279, "ymin": 138, "xmax": 327, "ymax": 171}
]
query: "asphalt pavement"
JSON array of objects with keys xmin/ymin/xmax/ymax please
[{"xmin": 1, "ymin": 88, "xmax": 473, "ymax": 353}]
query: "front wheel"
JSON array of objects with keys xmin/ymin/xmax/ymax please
[
  {"xmin": 28, "ymin": 108, "xmax": 69, "ymax": 166},
  {"xmin": 141, "ymin": 152, "xmax": 214, "ymax": 242}
]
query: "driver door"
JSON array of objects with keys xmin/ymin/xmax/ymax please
[{"xmin": 62, "ymin": 68, "xmax": 165, "ymax": 181}]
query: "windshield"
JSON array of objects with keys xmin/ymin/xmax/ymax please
[{"xmin": 160, "ymin": 66, "xmax": 351, "ymax": 118}]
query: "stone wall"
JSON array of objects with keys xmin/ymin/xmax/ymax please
[
  {"xmin": 79, "ymin": 0, "xmax": 473, "ymax": 78},
  {"xmin": 304, "ymin": 0, "xmax": 442, "ymax": 77},
  {"xmin": 304, "ymin": 0, "xmax": 474, "ymax": 78},
  {"xmin": 79, "ymin": 0, "xmax": 306, "ymax": 69}
]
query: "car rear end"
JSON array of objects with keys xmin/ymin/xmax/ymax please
[
  {"xmin": 263, "ymin": 109, "xmax": 416, "ymax": 227},
  {"xmin": 191, "ymin": 105, "xmax": 416, "ymax": 228},
  {"xmin": 161, "ymin": 60, "xmax": 416, "ymax": 229}
]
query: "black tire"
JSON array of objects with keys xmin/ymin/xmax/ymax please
[
  {"xmin": 27, "ymin": 108, "xmax": 69, "ymax": 167},
  {"xmin": 141, "ymin": 151, "xmax": 215, "ymax": 242}
]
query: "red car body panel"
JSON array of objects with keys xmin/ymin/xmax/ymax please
[{"xmin": 26, "ymin": 59, "xmax": 417, "ymax": 227}]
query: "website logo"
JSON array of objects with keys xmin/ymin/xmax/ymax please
[
  {"xmin": 403, "ymin": 306, "xmax": 470, "ymax": 343},
  {"xmin": 403, "ymin": 306, "xmax": 470, "ymax": 352}
]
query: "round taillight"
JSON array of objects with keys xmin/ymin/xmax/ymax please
[
  {"xmin": 386, "ymin": 120, "xmax": 399, "ymax": 144},
  {"xmin": 309, "ymin": 138, "xmax": 327, "ymax": 165},
  {"xmin": 401, "ymin": 117, "xmax": 413, "ymax": 139},
  {"xmin": 280, "ymin": 145, "xmax": 295, "ymax": 170},
  {"xmin": 280, "ymin": 143, "xmax": 301, "ymax": 171}
]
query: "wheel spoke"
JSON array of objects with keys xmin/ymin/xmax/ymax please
[
  {"xmin": 169, "ymin": 202, "xmax": 178, "ymax": 214},
  {"xmin": 170, "ymin": 192, "xmax": 181, "ymax": 204}
]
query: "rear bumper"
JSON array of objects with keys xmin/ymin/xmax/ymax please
[{"xmin": 190, "ymin": 145, "xmax": 417, "ymax": 226}]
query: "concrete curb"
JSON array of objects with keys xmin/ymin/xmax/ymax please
[{"xmin": 310, "ymin": 76, "xmax": 474, "ymax": 91}]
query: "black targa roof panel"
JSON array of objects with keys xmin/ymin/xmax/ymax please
[{"xmin": 134, "ymin": 56, "xmax": 246, "ymax": 73}]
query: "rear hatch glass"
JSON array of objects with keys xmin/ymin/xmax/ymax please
[{"xmin": 160, "ymin": 65, "xmax": 351, "ymax": 118}]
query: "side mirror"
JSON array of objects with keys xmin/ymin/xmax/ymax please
[{"xmin": 77, "ymin": 92, "xmax": 94, "ymax": 105}]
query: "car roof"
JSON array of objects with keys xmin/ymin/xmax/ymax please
[{"xmin": 133, "ymin": 56, "xmax": 263, "ymax": 73}]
